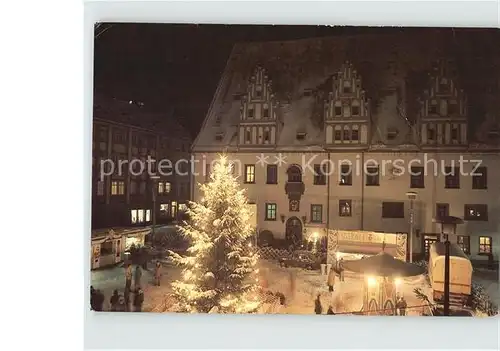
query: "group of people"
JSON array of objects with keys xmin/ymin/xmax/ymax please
[
  {"xmin": 90, "ymin": 261, "xmax": 163, "ymax": 312},
  {"xmin": 395, "ymin": 295, "xmax": 407, "ymax": 316},
  {"xmin": 314, "ymin": 294, "xmax": 336, "ymax": 315}
]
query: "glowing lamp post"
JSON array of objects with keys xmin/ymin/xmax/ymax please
[
  {"xmin": 150, "ymin": 175, "xmax": 160, "ymax": 244},
  {"xmin": 406, "ymin": 191, "xmax": 417, "ymax": 263}
]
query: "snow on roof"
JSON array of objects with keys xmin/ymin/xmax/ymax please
[
  {"xmin": 193, "ymin": 31, "xmax": 500, "ymax": 152},
  {"xmin": 93, "ymin": 96, "xmax": 191, "ymax": 141}
]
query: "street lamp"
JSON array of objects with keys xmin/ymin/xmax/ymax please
[
  {"xmin": 406, "ymin": 191, "xmax": 417, "ymax": 263},
  {"xmin": 150, "ymin": 175, "xmax": 160, "ymax": 244}
]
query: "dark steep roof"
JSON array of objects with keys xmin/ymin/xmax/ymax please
[{"xmin": 194, "ymin": 30, "xmax": 500, "ymax": 151}]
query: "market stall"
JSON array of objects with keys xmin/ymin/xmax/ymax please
[{"xmin": 91, "ymin": 227, "xmax": 151, "ymax": 269}]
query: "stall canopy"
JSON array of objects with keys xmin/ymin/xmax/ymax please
[{"xmin": 342, "ymin": 252, "xmax": 426, "ymax": 277}]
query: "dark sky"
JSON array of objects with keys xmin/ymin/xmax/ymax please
[{"xmin": 93, "ymin": 24, "xmax": 412, "ymax": 137}]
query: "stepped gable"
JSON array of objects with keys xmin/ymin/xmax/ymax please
[{"xmin": 193, "ymin": 30, "xmax": 500, "ymax": 151}]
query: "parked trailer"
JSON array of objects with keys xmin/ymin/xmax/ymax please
[{"xmin": 428, "ymin": 242, "xmax": 473, "ymax": 306}]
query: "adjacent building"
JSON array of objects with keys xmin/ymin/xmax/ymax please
[
  {"xmin": 191, "ymin": 31, "xmax": 500, "ymax": 264},
  {"xmin": 92, "ymin": 96, "xmax": 191, "ymax": 230}
]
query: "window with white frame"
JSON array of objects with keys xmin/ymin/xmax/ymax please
[{"xmin": 131, "ymin": 210, "xmax": 138, "ymax": 224}]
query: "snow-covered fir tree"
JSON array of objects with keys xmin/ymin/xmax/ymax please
[{"xmin": 170, "ymin": 155, "xmax": 261, "ymax": 313}]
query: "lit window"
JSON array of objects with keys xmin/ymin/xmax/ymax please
[
  {"xmin": 111, "ymin": 181, "xmax": 118, "ymax": 195},
  {"xmin": 118, "ymin": 181, "xmax": 125, "ymax": 195},
  {"xmin": 179, "ymin": 204, "xmax": 187, "ymax": 212},
  {"xmin": 131, "ymin": 210, "xmax": 138, "ymax": 224},
  {"xmin": 160, "ymin": 204, "xmax": 169, "ymax": 215},
  {"xmin": 464, "ymin": 204, "xmax": 488, "ymax": 221},
  {"xmin": 138, "ymin": 210, "xmax": 144, "ymax": 223},
  {"xmin": 245, "ymin": 165, "xmax": 255, "ymax": 183},
  {"xmin": 145, "ymin": 209, "xmax": 151, "ymax": 222},
  {"xmin": 158, "ymin": 182, "xmax": 164, "ymax": 194},
  {"xmin": 339, "ymin": 200, "xmax": 352, "ymax": 217},
  {"xmin": 164, "ymin": 182, "xmax": 171, "ymax": 194},
  {"xmin": 479, "ymin": 236, "xmax": 492, "ymax": 254},
  {"xmin": 96, "ymin": 181, "xmax": 104, "ymax": 196},
  {"xmin": 171, "ymin": 201, "xmax": 178, "ymax": 218},
  {"xmin": 265, "ymin": 203, "xmax": 277, "ymax": 221}
]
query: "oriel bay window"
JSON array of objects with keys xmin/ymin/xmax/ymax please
[
  {"xmin": 244, "ymin": 165, "xmax": 255, "ymax": 183},
  {"xmin": 265, "ymin": 203, "xmax": 277, "ymax": 221}
]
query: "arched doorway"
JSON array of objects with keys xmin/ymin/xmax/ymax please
[
  {"xmin": 285, "ymin": 216, "xmax": 303, "ymax": 249},
  {"xmin": 368, "ymin": 299, "xmax": 378, "ymax": 316},
  {"xmin": 384, "ymin": 300, "xmax": 395, "ymax": 316}
]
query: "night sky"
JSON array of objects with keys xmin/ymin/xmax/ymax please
[
  {"xmin": 93, "ymin": 25, "xmax": 496, "ymax": 138},
  {"xmin": 93, "ymin": 24, "xmax": 416, "ymax": 137}
]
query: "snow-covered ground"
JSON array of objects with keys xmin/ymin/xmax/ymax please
[
  {"xmin": 91, "ymin": 258, "xmax": 498, "ymax": 315},
  {"xmin": 472, "ymin": 269, "xmax": 499, "ymax": 308},
  {"xmin": 90, "ymin": 262, "xmax": 181, "ymax": 311},
  {"xmin": 257, "ymin": 260, "xmax": 433, "ymax": 315}
]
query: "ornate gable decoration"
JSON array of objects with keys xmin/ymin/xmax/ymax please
[
  {"xmin": 240, "ymin": 66, "xmax": 279, "ymax": 121},
  {"xmin": 325, "ymin": 61, "xmax": 370, "ymax": 121},
  {"xmin": 420, "ymin": 61, "xmax": 467, "ymax": 121}
]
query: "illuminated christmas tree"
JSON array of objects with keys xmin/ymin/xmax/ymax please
[{"xmin": 170, "ymin": 155, "xmax": 261, "ymax": 313}]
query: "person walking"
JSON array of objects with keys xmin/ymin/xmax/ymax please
[
  {"xmin": 399, "ymin": 296, "xmax": 407, "ymax": 316},
  {"xmin": 339, "ymin": 258, "xmax": 345, "ymax": 282},
  {"xmin": 124, "ymin": 287, "xmax": 131, "ymax": 312},
  {"xmin": 154, "ymin": 261, "xmax": 162, "ymax": 286},
  {"xmin": 314, "ymin": 293, "xmax": 323, "ymax": 315},
  {"xmin": 327, "ymin": 266, "xmax": 336, "ymax": 293},
  {"xmin": 90, "ymin": 286, "xmax": 96, "ymax": 310},
  {"xmin": 109, "ymin": 289, "xmax": 119, "ymax": 311},
  {"xmin": 133, "ymin": 288, "xmax": 144, "ymax": 312},
  {"xmin": 94, "ymin": 289, "xmax": 105, "ymax": 311},
  {"xmin": 116, "ymin": 294, "xmax": 127, "ymax": 312},
  {"xmin": 125, "ymin": 263, "xmax": 132, "ymax": 291},
  {"xmin": 134, "ymin": 265, "xmax": 142, "ymax": 290},
  {"xmin": 289, "ymin": 270, "xmax": 296, "ymax": 300}
]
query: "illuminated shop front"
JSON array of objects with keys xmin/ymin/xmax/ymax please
[
  {"xmin": 327, "ymin": 230, "xmax": 408, "ymax": 265},
  {"xmin": 91, "ymin": 227, "xmax": 151, "ymax": 269}
]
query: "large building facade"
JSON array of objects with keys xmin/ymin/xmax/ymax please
[
  {"xmin": 191, "ymin": 31, "xmax": 500, "ymax": 263},
  {"xmin": 92, "ymin": 97, "xmax": 191, "ymax": 229}
]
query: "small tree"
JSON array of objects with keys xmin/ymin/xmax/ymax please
[{"xmin": 170, "ymin": 155, "xmax": 261, "ymax": 313}]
